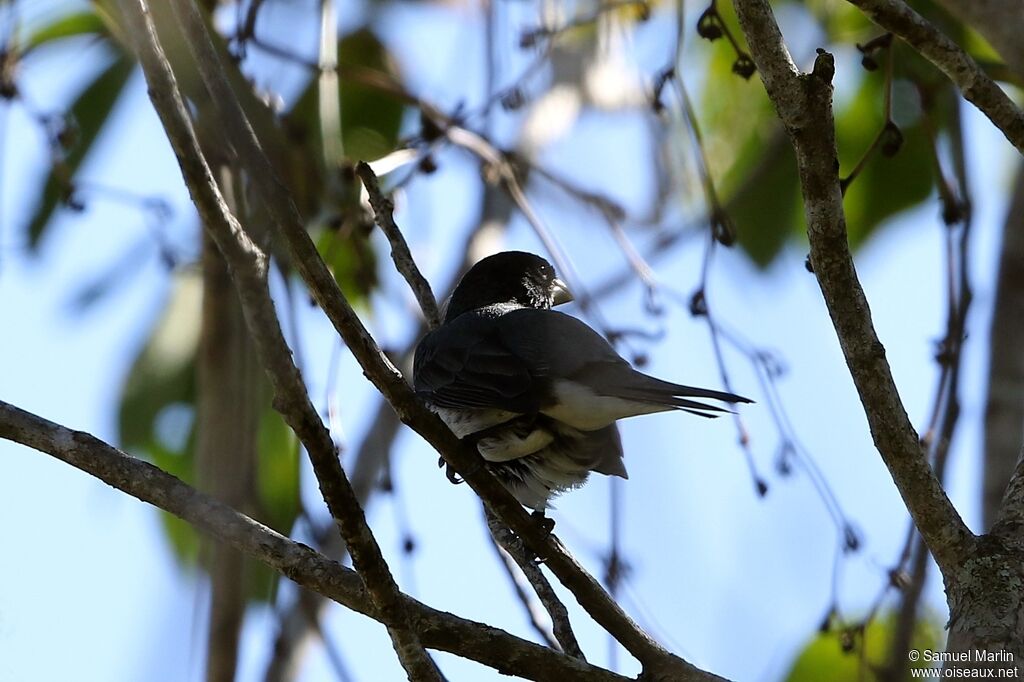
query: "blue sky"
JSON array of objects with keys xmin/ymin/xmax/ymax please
[{"xmin": 0, "ymin": 1, "xmax": 1019, "ymax": 681}]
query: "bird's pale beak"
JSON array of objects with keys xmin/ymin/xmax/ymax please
[{"xmin": 551, "ymin": 278, "xmax": 574, "ymax": 306}]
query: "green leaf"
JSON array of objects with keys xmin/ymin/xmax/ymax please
[
  {"xmin": 706, "ymin": 28, "xmax": 942, "ymax": 265},
  {"xmin": 117, "ymin": 274, "xmax": 301, "ymax": 602},
  {"xmin": 286, "ymin": 28, "xmax": 406, "ymax": 168},
  {"xmin": 256, "ymin": 407, "xmax": 300, "ymax": 533},
  {"xmin": 836, "ymin": 77, "xmax": 935, "ymax": 247},
  {"xmin": 118, "ymin": 275, "xmax": 202, "ymax": 561},
  {"xmin": 118, "ymin": 275, "xmax": 202, "ymax": 455},
  {"xmin": 25, "ymin": 10, "xmax": 107, "ymax": 52},
  {"xmin": 700, "ymin": 11, "xmax": 802, "ymax": 267},
  {"xmin": 315, "ymin": 225, "xmax": 378, "ymax": 308},
  {"xmin": 785, "ymin": 611, "xmax": 942, "ymax": 682},
  {"xmin": 723, "ymin": 130, "xmax": 802, "ymax": 267},
  {"xmin": 25, "ymin": 49, "xmax": 134, "ymax": 249}
]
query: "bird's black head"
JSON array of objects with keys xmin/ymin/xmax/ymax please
[{"xmin": 444, "ymin": 251, "xmax": 573, "ymax": 322}]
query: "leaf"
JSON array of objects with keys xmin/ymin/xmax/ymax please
[
  {"xmin": 836, "ymin": 76, "xmax": 935, "ymax": 247},
  {"xmin": 118, "ymin": 274, "xmax": 203, "ymax": 456},
  {"xmin": 25, "ymin": 10, "xmax": 107, "ymax": 52},
  {"xmin": 705, "ymin": 16, "xmax": 942, "ymax": 266},
  {"xmin": 256, "ymin": 407, "xmax": 300, "ymax": 533},
  {"xmin": 315, "ymin": 224, "xmax": 378, "ymax": 309},
  {"xmin": 723, "ymin": 129, "xmax": 802, "ymax": 267},
  {"xmin": 25, "ymin": 49, "xmax": 134, "ymax": 249},
  {"xmin": 117, "ymin": 273, "xmax": 301, "ymax": 602},
  {"xmin": 286, "ymin": 28, "xmax": 406, "ymax": 168},
  {"xmin": 700, "ymin": 10, "xmax": 802, "ymax": 267},
  {"xmin": 785, "ymin": 611, "xmax": 942, "ymax": 682},
  {"xmin": 118, "ymin": 274, "xmax": 203, "ymax": 562}
]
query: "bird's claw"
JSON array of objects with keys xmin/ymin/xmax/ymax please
[
  {"xmin": 531, "ymin": 510, "xmax": 555, "ymax": 534},
  {"xmin": 525, "ymin": 511, "xmax": 556, "ymax": 564},
  {"xmin": 437, "ymin": 458, "xmax": 464, "ymax": 484}
]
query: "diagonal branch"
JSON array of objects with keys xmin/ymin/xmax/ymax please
[
  {"xmin": 486, "ymin": 512, "xmax": 586, "ymax": 660},
  {"xmin": 154, "ymin": 0, "xmax": 719, "ymax": 678},
  {"xmin": 730, "ymin": 0, "xmax": 976, "ymax": 579},
  {"xmin": 929, "ymin": 0, "xmax": 1024, "ymax": 78},
  {"xmin": 844, "ymin": 0, "xmax": 1024, "ymax": 155},
  {"xmin": 113, "ymin": 1, "xmax": 438, "ymax": 677},
  {"xmin": 0, "ymin": 400, "xmax": 630, "ymax": 682}
]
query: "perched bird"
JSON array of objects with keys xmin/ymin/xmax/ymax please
[{"xmin": 413, "ymin": 251, "xmax": 751, "ymax": 510}]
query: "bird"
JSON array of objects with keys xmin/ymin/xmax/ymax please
[{"xmin": 413, "ymin": 251, "xmax": 752, "ymax": 510}]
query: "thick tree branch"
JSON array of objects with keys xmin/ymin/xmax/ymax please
[
  {"xmin": 153, "ymin": 0, "xmax": 717, "ymax": 678},
  {"xmin": 356, "ymin": 161, "xmax": 441, "ymax": 328},
  {"xmin": 0, "ymin": 401, "xmax": 630, "ymax": 682},
  {"xmin": 731, "ymin": 0, "xmax": 976, "ymax": 579},
  {"xmin": 844, "ymin": 0, "xmax": 1024, "ymax": 156},
  {"xmin": 113, "ymin": 1, "xmax": 438, "ymax": 678}
]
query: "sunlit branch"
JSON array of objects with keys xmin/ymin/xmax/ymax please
[
  {"xmin": 116, "ymin": 1, "xmax": 440, "ymax": 676},
  {"xmin": 0, "ymin": 400, "xmax": 630, "ymax": 682},
  {"xmin": 845, "ymin": 0, "xmax": 1024, "ymax": 155},
  {"xmin": 142, "ymin": 0, "xmax": 716, "ymax": 676},
  {"xmin": 356, "ymin": 162, "xmax": 441, "ymax": 328},
  {"xmin": 731, "ymin": 0, "xmax": 975, "ymax": 578}
]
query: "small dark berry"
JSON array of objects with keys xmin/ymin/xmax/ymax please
[
  {"xmin": 688, "ymin": 289, "xmax": 707, "ymax": 317},
  {"xmin": 880, "ymin": 121, "xmax": 903, "ymax": 157},
  {"xmin": 418, "ymin": 155, "xmax": 438, "ymax": 174},
  {"xmin": 732, "ymin": 55, "xmax": 756, "ymax": 79},
  {"xmin": 696, "ymin": 8, "xmax": 723, "ymax": 41}
]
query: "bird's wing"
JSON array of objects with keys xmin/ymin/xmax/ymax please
[
  {"xmin": 495, "ymin": 309, "xmax": 751, "ymax": 423},
  {"xmin": 413, "ymin": 312, "xmax": 545, "ymax": 413},
  {"xmin": 414, "ymin": 308, "xmax": 750, "ymax": 425}
]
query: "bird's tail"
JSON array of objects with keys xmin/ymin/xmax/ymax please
[{"xmin": 589, "ymin": 365, "xmax": 753, "ymax": 418}]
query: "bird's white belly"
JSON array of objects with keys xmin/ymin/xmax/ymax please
[
  {"xmin": 477, "ymin": 427, "xmax": 554, "ymax": 462},
  {"xmin": 432, "ymin": 406, "xmax": 520, "ymax": 438},
  {"xmin": 542, "ymin": 379, "xmax": 668, "ymax": 430}
]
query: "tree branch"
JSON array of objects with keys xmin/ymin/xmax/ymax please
[
  {"xmin": 0, "ymin": 400, "xmax": 630, "ymax": 682},
  {"xmin": 151, "ymin": 0, "xmax": 718, "ymax": 678},
  {"xmin": 731, "ymin": 0, "xmax": 976, "ymax": 578},
  {"xmin": 113, "ymin": 1, "xmax": 438, "ymax": 677},
  {"xmin": 844, "ymin": 0, "xmax": 1024, "ymax": 155},
  {"xmin": 928, "ymin": 0, "xmax": 1024, "ymax": 79},
  {"xmin": 263, "ymin": 211, "xmax": 503, "ymax": 682},
  {"xmin": 487, "ymin": 512, "xmax": 586, "ymax": 660},
  {"xmin": 356, "ymin": 161, "xmax": 442, "ymax": 329}
]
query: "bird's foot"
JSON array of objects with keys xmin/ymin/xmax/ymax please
[
  {"xmin": 531, "ymin": 509, "xmax": 556, "ymax": 534},
  {"xmin": 437, "ymin": 456, "xmax": 464, "ymax": 484},
  {"xmin": 525, "ymin": 511, "xmax": 556, "ymax": 564}
]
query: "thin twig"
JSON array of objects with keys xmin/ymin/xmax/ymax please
[
  {"xmin": 355, "ymin": 162, "xmax": 441, "ymax": 328},
  {"xmin": 486, "ymin": 511, "xmax": 591, "ymax": 658}
]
